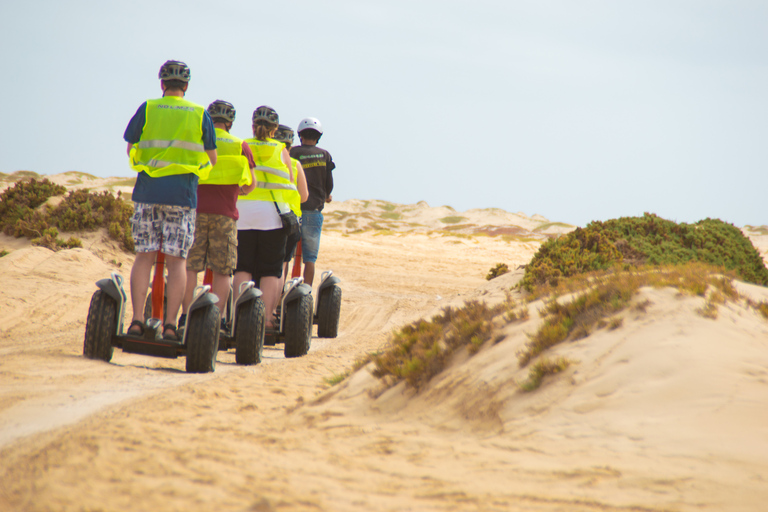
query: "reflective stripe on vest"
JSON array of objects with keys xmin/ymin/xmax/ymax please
[
  {"xmin": 240, "ymin": 138, "xmax": 297, "ymax": 202},
  {"xmin": 137, "ymin": 140, "xmax": 204, "ymax": 152},
  {"xmin": 130, "ymin": 96, "xmax": 211, "ymax": 179},
  {"xmin": 198, "ymin": 128, "xmax": 252, "ymax": 186}
]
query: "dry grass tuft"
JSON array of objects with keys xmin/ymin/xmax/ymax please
[{"xmin": 518, "ymin": 357, "xmax": 573, "ymax": 391}]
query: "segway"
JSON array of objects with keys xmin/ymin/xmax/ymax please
[
  {"xmin": 201, "ymin": 268, "xmax": 266, "ymax": 365},
  {"xmin": 291, "ymin": 241, "xmax": 342, "ymax": 338},
  {"xmin": 83, "ymin": 253, "xmax": 221, "ymax": 373},
  {"xmin": 264, "ymin": 277, "xmax": 314, "ymax": 358}
]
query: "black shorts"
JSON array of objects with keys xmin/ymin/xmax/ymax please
[
  {"xmin": 235, "ymin": 228, "xmax": 286, "ymax": 279},
  {"xmin": 284, "ymin": 229, "xmax": 301, "ymax": 263}
]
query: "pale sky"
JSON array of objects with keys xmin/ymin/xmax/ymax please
[{"xmin": 1, "ymin": 0, "xmax": 766, "ymax": 227}]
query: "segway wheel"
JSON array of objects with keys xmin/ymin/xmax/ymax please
[
  {"xmin": 284, "ymin": 294, "xmax": 313, "ymax": 358},
  {"xmin": 235, "ymin": 296, "xmax": 266, "ymax": 365},
  {"xmin": 317, "ymin": 285, "xmax": 342, "ymax": 338},
  {"xmin": 143, "ymin": 291, "xmax": 167, "ymax": 322},
  {"xmin": 83, "ymin": 290, "xmax": 117, "ymax": 362},
  {"xmin": 185, "ymin": 304, "xmax": 220, "ymax": 373}
]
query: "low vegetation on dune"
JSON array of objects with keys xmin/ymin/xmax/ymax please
[
  {"xmin": 517, "ymin": 264, "xmax": 743, "ymax": 366},
  {"xmin": 0, "ymin": 178, "xmax": 134, "ymax": 252},
  {"xmin": 521, "ymin": 213, "xmax": 768, "ymax": 292},
  {"xmin": 371, "ymin": 298, "xmax": 528, "ymax": 391},
  {"xmin": 485, "ymin": 262, "xmax": 510, "ymax": 280},
  {"xmin": 362, "ymin": 213, "xmax": 768, "ymax": 395}
]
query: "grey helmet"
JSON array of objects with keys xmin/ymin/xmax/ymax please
[
  {"xmin": 158, "ymin": 60, "xmax": 191, "ymax": 82},
  {"xmin": 274, "ymin": 124, "xmax": 295, "ymax": 145},
  {"xmin": 207, "ymin": 100, "xmax": 236, "ymax": 123},
  {"xmin": 252, "ymin": 105, "xmax": 279, "ymax": 125}
]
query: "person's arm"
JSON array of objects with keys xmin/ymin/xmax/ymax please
[
  {"xmin": 201, "ymin": 110, "xmax": 217, "ymax": 166},
  {"xmin": 123, "ymin": 102, "xmax": 147, "ymax": 156},
  {"xmin": 296, "ymin": 161, "xmax": 309, "ymax": 203},
  {"xmin": 325, "ymin": 153, "xmax": 335, "ymax": 202},
  {"xmin": 239, "ymin": 141, "xmax": 257, "ymax": 195},
  {"xmin": 281, "ymin": 148, "xmax": 293, "ymax": 183},
  {"xmin": 206, "ymin": 149, "xmax": 217, "ymax": 166}
]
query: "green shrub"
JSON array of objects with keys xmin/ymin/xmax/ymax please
[
  {"xmin": 521, "ymin": 213, "xmax": 768, "ymax": 292},
  {"xmin": 0, "ymin": 179, "xmax": 67, "ymax": 237},
  {"xmin": 0, "ymin": 180, "xmax": 134, "ymax": 252},
  {"xmin": 439, "ymin": 216, "xmax": 467, "ymax": 224},
  {"xmin": 486, "ymin": 263, "xmax": 510, "ymax": 281}
]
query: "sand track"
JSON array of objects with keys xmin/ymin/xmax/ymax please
[{"xmin": 2, "ymin": 204, "xmax": 768, "ymax": 510}]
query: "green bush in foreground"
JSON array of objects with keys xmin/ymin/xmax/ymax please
[
  {"xmin": 521, "ymin": 213, "xmax": 768, "ymax": 292},
  {"xmin": 0, "ymin": 179, "xmax": 134, "ymax": 252}
]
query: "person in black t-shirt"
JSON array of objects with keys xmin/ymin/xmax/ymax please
[{"xmin": 289, "ymin": 117, "xmax": 335, "ymax": 287}]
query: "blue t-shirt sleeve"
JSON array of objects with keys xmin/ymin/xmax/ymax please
[
  {"xmin": 202, "ymin": 110, "xmax": 216, "ymax": 150},
  {"xmin": 123, "ymin": 102, "xmax": 147, "ymax": 144}
]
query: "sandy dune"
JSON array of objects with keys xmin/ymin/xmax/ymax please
[{"xmin": 1, "ymin": 173, "xmax": 768, "ymax": 511}]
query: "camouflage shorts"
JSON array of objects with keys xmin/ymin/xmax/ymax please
[
  {"xmin": 186, "ymin": 213, "xmax": 238, "ymax": 275},
  {"xmin": 131, "ymin": 203, "xmax": 196, "ymax": 258}
]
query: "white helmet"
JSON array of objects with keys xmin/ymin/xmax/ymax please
[{"xmin": 298, "ymin": 117, "xmax": 323, "ymax": 134}]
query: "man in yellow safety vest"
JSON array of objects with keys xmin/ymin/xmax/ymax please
[{"xmin": 123, "ymin": 60, "xmax": 217, "ymax": 341}]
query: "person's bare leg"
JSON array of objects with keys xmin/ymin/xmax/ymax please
[
  {"xmin": 182, "ymin": 269, "xmax": 198, "ymax": 315},
  {"xmin": 280, "ymin": 262, "xmax": 290, "ymax": 292},
  {"xmin": 163, "ymin": 254, "xmax": 186, "ymax": 333},
  {"xmin": 303, "ymin": 261, "xmax": 316, "ymax": 288},
  {"xmin": 259, "ymin": 276, "xmax": 281, "ymax": 329},
  {"xmin": 211, "ymin": 271, "xmax": 231, "ymax": 319},
  {"xmin": 129, "ymin": 251, "xmax": 157, "ymax": 332},
  {"xmin": 232, "ymin": 271, "xmax": 252, "ymax": 305}
]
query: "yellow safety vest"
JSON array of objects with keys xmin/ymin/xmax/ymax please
[
  {"xmin": 130, "ymin": 96, "xmax": 212, "ymax": 179},
  {"xmin": 198, "ymin": 128, "xmax": 252, "ymax": 186},
  {"xmin": 240, "ymin": 138, "xmax": 297, "ymax": 202},
  {"xmin": 286, "ymin": 158, "xmax": 302, "ymax": 216}
]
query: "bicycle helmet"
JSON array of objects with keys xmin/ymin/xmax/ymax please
[
  {"xmin": 297, "ymin": 117, "xmax": 323, "ymax": 134},
  {"xmin": 207, "ymin": 100, "xmax": 236, "ymax": 123},
  {"xmin": 158, "ymin": 60, "xmax": 191, "ymax": 82},
  {"xmin": 252, "ymin": 105, "xmax": 279, "ymax": 125},
  {"xmin": 274, "ymin": 124, "xmax": 295, "ymax": 145}
]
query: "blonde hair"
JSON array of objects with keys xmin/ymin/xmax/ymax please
[{"xmin": 253, "ymin": 121, "xmax": 277, "ymax": 141}]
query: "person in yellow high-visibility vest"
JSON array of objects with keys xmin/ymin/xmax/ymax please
[
  {"xmin": 123, "ymin": 60, "xmax": 217, "ymax": 341},
  {"xmin": 179, "ymin": 100, "xmax": 257, "ymax": 333},
  {"xmin": 274, "ymin": 124, "xmax": 309, "ymax": 288},
  {"xmin": 233, "ymin": 106, "xmax": 298, "ymax": 329}
]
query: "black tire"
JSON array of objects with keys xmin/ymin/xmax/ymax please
[
  {"xmin": 284, "ymin": 294, "xmax": 313, "ymax": 358},
  {"xmin": 185, "ymin": 303, "xmax": 220, "ymax": 373},
  {"xmin": 235, "ymin": 297, "xmax": 266, "ymax": 365},
  {"xmin": 316, "ymin": 285, "xmax": 342, "ymax": 338},
  {"xmin": 83, "ymin": 290, "xmax": 116, "ymax": 362},
  {"xmin": 143, "ymin": 291, "xmax": 167, "ymax": 322}
]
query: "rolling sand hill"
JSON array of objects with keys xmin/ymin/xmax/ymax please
[{"xmin": 1, "ymin": 172, "xmax": 768, "ymax": 511}]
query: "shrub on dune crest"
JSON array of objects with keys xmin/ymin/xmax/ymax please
[{"xmin": 521, "ymin": 213, "xmax": 768, "ymax": 292}]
